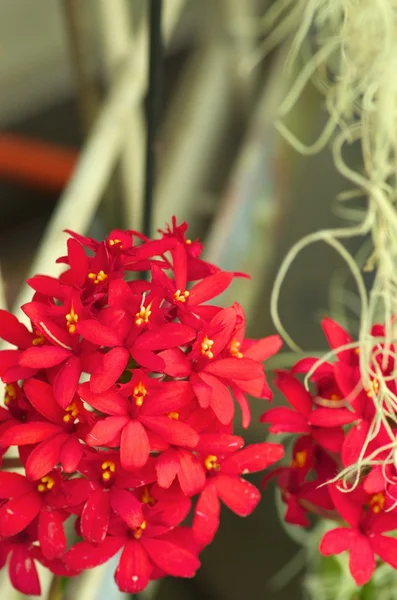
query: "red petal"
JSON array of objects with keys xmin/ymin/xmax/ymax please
[
  {"xmin": 0, "ymin": 349, "xmax": 21, "ymax": 377},
  {"xmin": 285, "ymin": 496, "xmax": 309, "ymax": 526},
  {"xmin": 320, "ymin": 527, "xmax": 356, "ymax": 554},
  {"xmin": 292, "ymin": 357, "xmax": 334, "ymax": 377},
  {"xmin": 234, "ymin": 374, "xmax": 270, "ymax": 399},
  {"xmin": 172, "ymin": 243, "xmax": 188, "ymax": 290},
  {"xmin": 244, "ymin": 335, "xmax": 282, "ymax": 361},
  {"xmin": 110, "ymin": 488, "xmax": 143, "ymax": 528},
  {"xmin": 342, "ymin": 421, "xmax": 370, "ymax": 467},
  {"xmin": 349, "ymin": 535, "xmax": 375, "ymax": 586},
  {"xmin": 177, "ymin": 449, "xmax": 206, "ymax": 496},
  {"xmin": 23, "ymin": 378, "xmax": 64, "ymax": 423},
  {"xmin": 25, "ymin": 432, "xmax": 69, "ymax": 480},
  {"xmin": 222, "ymin": 442, "xmax": 284, "ymax": 475},
  {"xmin": 0, "ymin": 491, "xmax": 42, "ymax": 537},
  {"xmin": 115, "ymin": 540, "xmax": 151, "ymax": 594},
  {"xmin": 121, "ymin": 420, "xmax": 150, "ymax": 469},
  {"xmin": 64, "ymin": 537, "xmax": 123, "ymax": 570},
  {"xmin": 196, "ymin": 433, "xmax": 244, "ymax": 455},
  {"xmin": 215, "ymin": 473, "xmax": 260, "ymax": 516},
  {"xmin": 76, "ymin": 320, "xmax": 122, "ymax": 347},
  {"xmin": 140, "ymin": 381, "xmax": 194, "ymax": 416},
  {"xmin": 155, "ymin": 448, "xmax": 180, "ymax": 488},
  {"xmin": 321, "ymin": 317, "xmax": 354, "ymax": 363},
  {"xmin": 130, "ymin": 348, "xmax": 165, "ymax": 371},
  {"xmin": 135, "ymin": 323, "xmax": 196, "ymax": 351},
  {"xmin": 19, "ymin": 346, "xmax": 71, "ymax": 368},
  {"xmin": 329, "ymin": 485, "xmax": 362, "ymax": 528},
  {"xmin": 370, "ymin": 534, "xmax": 397, "ymax": 569},
  {"xmin": 0, "ymin": 310, "xmax": 33, "ymax": 347},
  {"xmin": 193, "ymin": 483, "xmax": 220, "ymax": 547},
  {"xmin": 67, "ymin": 238, "xmax": 88, "ymax": 285},
  {"xmin": 204, "ymin": 357, "xmax": 263, "ymax": 381},
  {"xmin": 260, "ymin": 407, "xmax": 310, "ymax": 434},
  {"xmin": 78, "ymin": 383, "xmax": 128, "ymax": 416},
  {"xmin": 53, "ymin": 356, "xmax": 82, "ymax": 408},
  {"xmin": 198, "ymin": 372, "xmax": 234, "ymax": 425},
  {"xmin": 0, "ymin": 472, "xmax": 33, "ymax": 497},
  {"xmin": 189, "ymin": 272, "xmax": 233, "ymax": 305},
  {"xmin": 132, "ymin": 237, "xmax": 176, "ymax": 260},
  {"xmin": 59, "ymin": 435, "xmax": 84, "ymax": 473},
  {"xmin": 0, "ymin": 422, "xmax": 63, "ymax": 447},
  {"xmin": 27, "ymin": 274, "xmax": 65, "ymax": 298},
  {"xmin": 142, "ymin": 537, "xmax": 200, "ymax": 578},
  {"xmin": 86, "ymin": 416, "xmax": 128, "ymax": 446},
  {"xmin": 9, "ymin": 545, "xmax": 41, "ymax": 595},
  {"xmin": 38, "ymin": 509, "xmax": 66, "ymax": 560},
  {"xmin": 231, "ymin": 386, "xmax": 251, "ymax": 428},
  {"xmin": 157, "ymin": 348, "xmax": 192, "ymax": 377},
  {"xmin": 81, "ymin": 488, "xmax": 110, "ymax": 544},
  {"xmin": 141, "ymin": 416, "xmax": 199, "ymax": 448},
  {"xmin": 309, "ymin": 407, "xmax": 356, "ymax": 427},
  {"xmin": 311, "ymin": 427, "xmax": 344, "ymax": 453},
  {"xmin": 274, "ymin": 371, "xmax": 313, "ymax": 416},
  {"xmin": 90, "ymin": 347, "xmax": 130, "ymax": 393},
  {"xmin": 191, "ymin": 373, "xmax": 212, "ymax": 408}
]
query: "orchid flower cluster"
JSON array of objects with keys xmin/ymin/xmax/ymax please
[
  {"xmin": 261, "ymin": 317, "xmax": 397, "ymax": 588},
  {"xmin": 0, "ymin": 218, "xmax": 283, "ymax": 596}
]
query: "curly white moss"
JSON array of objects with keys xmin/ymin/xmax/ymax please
[{"xmin": 258, "ymin": 1, "xmax": 397, "ymax": 488}]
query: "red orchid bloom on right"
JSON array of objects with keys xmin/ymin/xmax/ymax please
[{"xmin": 260, "ymin": 317, "xmax": 397, "ymax": 588}]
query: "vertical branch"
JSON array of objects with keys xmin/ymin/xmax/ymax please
[
  {"xmin": 143, "ymin": 0, "xmax": 163, "ymax": 238},
  {"xmin": 61, "ymin": 0, "xmax": 100, "ymax": 133}
]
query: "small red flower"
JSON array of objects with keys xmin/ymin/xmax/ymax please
[
  {"xmin": 320, "ymin": 486, "xmax": 397, "ymax": 586},
  {"xmin": 192, "ymin": 437, "xmax": 284, "ymax": 546}
]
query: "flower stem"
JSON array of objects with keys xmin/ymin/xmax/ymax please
[{"xmin": 47, "ymin": 575, "xmax": 64, "ymax": 600}]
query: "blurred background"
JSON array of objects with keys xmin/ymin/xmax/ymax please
[{"xmin": 0, "ymin": 1, "xmax": 362, "ymax": 598}]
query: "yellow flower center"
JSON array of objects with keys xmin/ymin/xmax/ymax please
[
  {"xmin": 101, "ymin": 460, "xmax": 116, "ymax": 481},
  {"xmin": 133, "ymin": 381, "xmax": 148, "ymax": 407},
  {"xmin": 135, "ymin": 302, "xmax": 152, "ymax": 326},
  {"xmin": 370, "ymin": 492, "xmax": 385, "ymax": 514},
  {"xmin": 63, "ymin": 401, "xmax": 79, "ymax": 423},
  {"xmin": 88, "ymin": 270, "xmax": 108, "ymax": 285},
  {"xmin": 174, "ymin": 289, "xmax": 190, "ymax": 303},
  {"xmin": 133, "ymin": 520, "xmax": 147, "ymax": 540},
  {"xmin": 65, "ymin": 307, "xmax": 79, "ymax": 334},
  {"xmin": 108, "ymin": 238, "xmax": 122, "ymax": 248},
  {"xmin": 4, "ymin": 383, "xmax": 17, "ymax": 406},
  {"xmin": 167, "ymin": 411, "xmax": 179, "ymax": 420},
  {"xmin": 32, "ymin": 330, "xmax": 45, "ymax": 346},
  {"xmin": 201, "ymin": 336, "xmax": 214, "ymax": 359},
  {"xmin": 330, "ymin": 393, "xmax": 341, "ymax": 402},
  {"xmin": 204, "ymin": 454, "xmax": 220, "ymax": 471},
  {"xmin": 229, "ymin": 339, "xmax": 243, "ymax": 359},
  {"xmin": 141, "ymin": 487, "xmax": 156, "ymax": 506},
  {"xmin": 292, "ymin": 449, "xmax": 308, "ymax": 468},
  {"xmin": 37, "ymin": 475, "xmax": 55, "ymax": 493}
]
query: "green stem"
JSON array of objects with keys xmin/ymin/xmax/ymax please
[
  {"xmin": 358, "ymin": 580, "xmax": 374, "ymax": 600},
  {"xmin": 47, "ymin": 575, "xmax": 66, "ymax": 600}
]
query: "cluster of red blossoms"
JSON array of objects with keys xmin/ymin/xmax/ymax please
[
  {"xmin": 0, "ymin": 218, "xmax": 283, "ymax": 595},
  {"xmin": 261, "ymin": 317, "xmax": 397, "ymax": 587}
]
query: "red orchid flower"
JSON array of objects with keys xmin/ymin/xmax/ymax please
[
  {"xmin": 192, "ymin": 437, "xmax": 284, "ymax": 547},
  {"xmin": 0, "ymin": 378, "xmax": 89, "ymax": 479},
  {"xmin": 320, "ymin": 485, "xmax": 397, "ymax": 586},
  {"xmin": 81, "ymin": 373, "xmax": 199, "ymax": 470}
]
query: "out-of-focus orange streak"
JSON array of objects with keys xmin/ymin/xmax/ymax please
[{"xmin": 0, "ymin": 134, "xmax": 78, "ymax": 192}]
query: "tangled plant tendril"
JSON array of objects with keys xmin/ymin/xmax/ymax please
[{"xmin": 258, "ymin": 0, "xmax": 397, "ymax": 491}]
